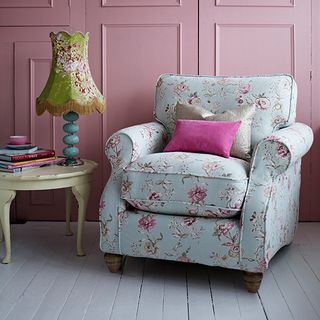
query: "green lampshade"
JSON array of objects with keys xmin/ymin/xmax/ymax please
[{"xmin": 36, "ymin": 31, "xmax": 105, "ymax": 116}]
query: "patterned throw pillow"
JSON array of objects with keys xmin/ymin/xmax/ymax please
[
  {"xmin": 175, "ymin": 103, "xmax": 214, "ymax": 120},
  {"xmin": 175, "ymin": 102, "xmax": 255, "ymax": 160}
]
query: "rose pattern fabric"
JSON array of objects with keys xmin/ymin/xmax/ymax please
[
  {"xmin": 121, "ymin": 152, "xmax": 249, "ymax": 218},
  {"xmin": 240, "ymin": 122, "xmax": 313, "ymax": 272},
  {"xmin": 99, "ymin": 74, "xmax": 313, "ymax": 275},
  {"xmin": 188, "ymin": 186, "xmax": 208, "ymax": 204},
  {"xmin": 99, "ymin": 122, "xmax": 167, "ymax": 253},
  {"xmin": 119, "ymin": 211, "xmax": 241, "ymax": 269},
  {"xmin": 105, "ymin": 122, "xmax": 167, "ymax": 172},
  {"xmin": 155, "ymin": 74, "xmax": 297, "ymax": 147},
  {"xmin": 138, "ymin": 214, "xmax": 157, "ymax": 231},
  {"xmin": 36, "ymin": 31, "xmax": 105, "ymax": 116}
]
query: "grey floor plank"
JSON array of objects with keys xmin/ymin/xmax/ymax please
[
  {"xmin": 270, "ymin": 247, "xmax": 319, "ymax": 320},
  {"xmin": 5, "ymin": 232, "xmax": 75, "ymax": 320},
  {"xmin": 299, "ymin": 246, "xmax": 320, "ymax": 280},
  {"xmin": 56, "ymin": 236, "xmax": 103, "ymax": 320},
  {"xmin": 136, "ymin": 259, "xmax": 166, "ymax": 320},
  {"xmin": 210, "ymin": 268, "xmax": 241, "ymax": 320},
  {"xmin": 286, "ymin": 246, "xmax": 320, "ymax": 318},
  {"xmin": 0, "ymin": 226, "xmax": 42, "ymax": 292},
  {"xmin": 0, "ymin": 226, "xmax": 60, "ymax": 319},
  {"xmin": 0, "ymin": 222, "xmax": 319, "ymax": 320},
  {"xmin": 162, "ymin": 261, "xmax": 189, "ymax": 320},
  {"xmin": 233, "ymin": 271, "xmax": 267, "ymax": 320},
  {"xmin": 258, "ymin": 268, "xmax": 294, "ymax": 320},
  {"xmin": 109, "ymin": 257, "xmax": 145, "ymax": 320},
  {"xmin": 187, "ymin": 264, "xmax": 215, "ymax": 320},
  {"xmin": 32, "ymin": 225, "xmax": 98, "ymax": 320}
]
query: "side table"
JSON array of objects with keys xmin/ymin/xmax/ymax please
[{"xmin": 0, "ymin": 159, "xmax": 97, "ymax": 264}]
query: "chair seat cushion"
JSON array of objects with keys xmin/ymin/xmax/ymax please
[{"xmin": 121, "ymin": 152, "xmax": 250, "ymax": 218}]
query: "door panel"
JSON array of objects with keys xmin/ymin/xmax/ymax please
[
  {"xmin": 0, "ymin": 1, "xmax": 316, "ymax": 221},
  {"xmin": 101, "ymin": 23, "xmax": 183, "ymax": 136},
  {"xmin": 14, "ymin": 41, "xmax": 64, "ymax": 220},
  {"xmin": 0, "ymin": 2, "xmax": 86, "ymax": 221},
  {"xmin": 0, "ymin": 0, "xmax": 70, "ymax": 26},
  {"xmin": 102, "ymin": 0, "xmax": 181, "ymax": 6},
  {"xmin": 86, "ymin": 0, "xmax": 198, "ymax": 182},
  {"xmin": 0, "ymin": 0, "xmax": 52, "ymax": 7},
  {"xmin": 215, "ymin": 24, "xmax": 295, "ymax": 75},
  {"xmin": 215, "ymin": 0, "xmax": 294, "ymax": 7},
  {"xmin": 0, "ymin": 0, "xmax": 198, "ymax": 221},
  {"xmin": 199, "ymin": 0, "xmax": 313, "ymax": 220}
]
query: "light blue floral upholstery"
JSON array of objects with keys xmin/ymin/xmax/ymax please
[
  {"xmin": 120, "ymin": 211, "xmax": 241, "ymax": 270},
  {"xmin": 122, "ymin": 152, "xmax": 249, "ymax": 218},
  {"xmin": 99, "ymin": 74, "xmax": 313, "ymax": 274},
  {"xmin": 240, "ymin": 122, "xmax": 313, "ymax": 272},
  {"xmin": 155, "ymin": 74, "xmax": 297, "ymax": 148},
  {"xmin": 106, "ymin": 122, "xmax": 168, "ymax": 172}
]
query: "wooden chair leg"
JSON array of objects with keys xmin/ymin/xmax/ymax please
[
  {"xmin": 243, "ymin": 272, "xmax": 263, "ymax": 293},
  {"xmin": 104, "ymin": 253, "xmax": 123, "ymax": 273}
]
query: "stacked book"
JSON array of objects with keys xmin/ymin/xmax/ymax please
[{"xmin": 0, "ymin": 143, "xmax": 58, "ymax": 173}]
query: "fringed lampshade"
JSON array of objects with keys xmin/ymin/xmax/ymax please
[{"xmin": 36, "ymin": 31, "xmax": 105, "ymax": 166}]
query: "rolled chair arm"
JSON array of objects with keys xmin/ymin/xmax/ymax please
[
  {"xmin": 105, "ymin": 121, "xmax": 168, "ymax": 171},
  {"xmin": 240, "ymin": 122, "xmax": 313, "ymax": 272},
  {"xmin": 250, "ymin": 122, "xmax": 313, "ymax": 179}
]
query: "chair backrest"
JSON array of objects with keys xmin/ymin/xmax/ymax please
[{"xmin": 154, "ymin": 74, "xmax": 297, "ymax": 148}]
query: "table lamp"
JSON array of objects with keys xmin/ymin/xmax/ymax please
[{"xmin": 36, "ymin": 31, "xmax": 105, "ymax": 166}]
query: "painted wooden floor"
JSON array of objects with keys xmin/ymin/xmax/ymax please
[{"xmin": 0, "ymin": 222, "xmax": 320, "ymax": 320}]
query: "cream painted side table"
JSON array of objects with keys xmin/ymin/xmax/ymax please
[{"xmin": 0, "ymin": 159, "xmax": 97, "ymax": 264}]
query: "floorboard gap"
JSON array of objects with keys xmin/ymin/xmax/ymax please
[
  {"xmin": 134, "ymin": 259, "xmax": 146, "ymax": 320},
  {"xmin": 107, "ymin": 260, "xmax": 125, "ymax": 320},
  {"xmin": 208, "ymin": 270, "xmax": 216, "ymax": 318},
  {"xmin": 186, "ymin": 267, "xmax": 190, "ymax": 320},
  {"xmin": 56, "ymin": 235, "xmax": 98, "ymax": 320},
  {"xmin": 257, "ymin": 292, "xmax": 269, "ymax": 320}
]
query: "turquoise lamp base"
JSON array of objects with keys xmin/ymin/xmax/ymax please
[
  {"xmin": 58, "ymin": 111, "xmax": 83, "ymax": 166},
  {"xmin": 59, "ymin": 157, "xmax": 84, "ymax": 167}
]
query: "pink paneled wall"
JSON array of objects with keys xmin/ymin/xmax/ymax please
[
  {"xmin": 199, "ymin": 0, "xmax": 314, "ymax": 221},
  {"xmin": 0, "ymin": 0, "xmax": 318, "ymax": 221}
]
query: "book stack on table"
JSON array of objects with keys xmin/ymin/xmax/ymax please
[{"xmin": 0, "ymin": 143, "xmax": 58, "ymax": 173}]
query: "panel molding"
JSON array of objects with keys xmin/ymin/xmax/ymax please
[
  {"xmin": 101, "ymin": 22, "xmax": 182, "ymax": 181},
  {"xmin": 215, "ymin": 0, "xmax": 295, "ymax": 7},
  {"xmin": 14, "ymin": 42, "xmax": 56, "ymax": 207},
  {"xmin": 214, "ymin": 23, "xmax": 296, "ymax": 76},
  {"xmin": 29, "ymin": 58, "xmax": 56, "ymax": 150},
  {"xmin": 0, "ymin": 0, "xmax": 70, "ymax": 26},
  {"xmin": 101, "ymin": 0, "xmax": 181, "ymax": 7},
  {"xmin": 101, "ymin": 23, "xmax": 182, "ymax": 95},
  {"xmin": 0, "ymin": 0, "xmax": 53, "ymax": 8}
]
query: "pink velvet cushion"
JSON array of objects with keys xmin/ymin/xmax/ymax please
[{"xmin": 164, "ymin": 119, "xmax": 241, "ymax": 158}]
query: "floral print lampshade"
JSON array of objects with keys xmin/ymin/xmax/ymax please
[{"xmin": 36, "ymin": 31, "xmax": 105, "ymax": 116}]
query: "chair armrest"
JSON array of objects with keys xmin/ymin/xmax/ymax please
[
  {"xmin": 239, "ymin": 122, "xmax": 313, "ymax": 272},
  {"xmin": 251, "ymin": 122, "xmax": 313, "ymax": 178},
  {"xmin": 105, "ymin": 121, "xmax": 168, "ymax": 171}
]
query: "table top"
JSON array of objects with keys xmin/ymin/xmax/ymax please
[{"xmin": 0, "ymin": 159, "xmax": 98, "ymax": 182}]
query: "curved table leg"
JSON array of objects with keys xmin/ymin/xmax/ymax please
[
  {"xmin": 0, "ymin": 190, "xmax": 16, "ymax": 264},
  {"xmin": 65, "ymin": 188, "xmax": 74, "ymax": 236},
  {"xmin": 72, "ymin": 183, "xmax": 91, "ymax": 257}
]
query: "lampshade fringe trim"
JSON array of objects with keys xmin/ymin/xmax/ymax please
[{"xmin": 36, "ymin": 98, "xmax": 105, "ymax": 116}]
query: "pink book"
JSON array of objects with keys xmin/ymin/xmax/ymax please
[
  {"xmin": 0, "ymin": 158, "xmax": 59, "ymax": 169},
  {"xmin": 0, "ymin": 149, "xmax": 55, "ymax": 162}
]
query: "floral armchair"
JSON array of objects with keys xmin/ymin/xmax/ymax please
[{"xmin": 99, "ymin": 74, "xmax": 313, "ymax": 292}]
